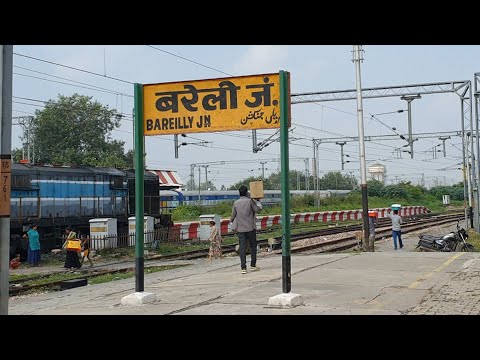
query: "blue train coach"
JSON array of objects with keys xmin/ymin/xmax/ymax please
[{"xmin": 10, "ymin": 164, "xmax": 129, "ymax": 249}]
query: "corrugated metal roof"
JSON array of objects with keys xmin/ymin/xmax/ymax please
[{"xmin": 149, "ymin": 170, "xmax": 184, "ymax": 187}]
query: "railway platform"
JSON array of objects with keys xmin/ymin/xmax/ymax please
[{"xmin": 8, "ymin": 221, "xmax": 480, "ymax": 315}]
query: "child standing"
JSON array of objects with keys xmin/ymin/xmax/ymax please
[{"xmin": 80, "ymin": 234, "xmax": 94, "ymax": 267}]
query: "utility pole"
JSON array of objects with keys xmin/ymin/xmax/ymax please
[
  {"xmin": 304, "ymin": 158, "xmax": 309, "ymax": 192},
  {"xmin": 336, "ymin": 141, "xmax": 347, "ymax": 170},
  {"xmin": 174, "ymin": 134, "xmax": 179, "ymax": 159},
  {"xmin": 466, "ymin": 132, "xmax": 473, "ymax": 227},
  {"xmin": 312, "ymin": 139, "xmax": 317, "ymax": 191},
  {"xmin": 315, "ymin": 141, "xmax": 320, "ymax": 201},
  {"xmin": 352, "ymin": 45, "xmax": 371, "ymax": 252},
  {"xmin": 0, "ymin": 45, "xmax": 12, "ymax": 315},
  {"xmin": 204, "ymin": 165, "xmax": 209, "ymax": 188},
  {"xmin": 297, "ymin": 171, "xmax": 300, "ymax": 190},
  {"xmin": 252, "ymin": 129, "xmax": 257, "ymax": 153},
  {"xmin": 474, "ymin": 75, "xmax": 480, "ymax": 232},
  {"xmin": 439, "ymin": 136, "xmax": 450, "ymax": 157},
  {"xmin": 190, "ymin": 164, "xmax": 196, "ymax": 190},
  {"xmin": 198, "ymin": 166, "xmax": 201, "ymax": 204},
  {"xmin": 26, "ymin": 121, "xmax": 31, "ymax": 162},
  {"xmin": 312, "ymin": 139, "xmax": 321, "ymax": 205},
  {"xmin": 259, "ymin": 161, "xmax": 267, "ymax": 180},
  {"xmin": 400, "ymin": 94, "xmax": 421, "ymax": 159}
]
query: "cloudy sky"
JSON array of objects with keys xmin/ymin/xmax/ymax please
[{"xmin": 11, "ymin": 45, "xmax": 480, "ymax": 189}]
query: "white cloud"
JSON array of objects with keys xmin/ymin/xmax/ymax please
[{"xmin": 232, "ymin": 45, "xmax": 289, "ymax": 75}]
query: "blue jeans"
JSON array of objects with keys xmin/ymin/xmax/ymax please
[{"xmin": 392, "ymin": 230, "xmax": 403, "ymax": 249}]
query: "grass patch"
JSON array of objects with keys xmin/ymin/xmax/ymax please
[
  {"xmin": 10, "ymin": 273, "xmax": 41, "ymax": 282},
  {"xmin": 12, "ymin": 265, "xmax": 187, "ymax": 294},
  {"xmin": 153, "ymin": 243, "xmax": 209, "ymax": 255},
  {"xmin": 20, "ymin": 272, "xmax": 85, "ymax": 287},
  {"xmin": 466, "ymin": 229, "xmax": 480, "ymax": 251}
]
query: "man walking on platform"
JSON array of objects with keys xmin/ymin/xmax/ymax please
[
  {"xmin": 231, "ymin": 185, "xmax": 262, "ymax": 274},
  {"xmin": 388, "ymin": 209, "xmax": 403, "ymax": 250}
]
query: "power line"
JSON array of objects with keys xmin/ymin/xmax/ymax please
[
  {"xmin": 13, "ymin": 52, "xmax": 134, "ymax": 85},
  {"xmin": 14, "ymin": 65, "xmax": 133, "ymax": 98},
  {"xmin": 14, "ymin": 72, "xmax": 128, "ymax": 97},
  {"xmin": 12, "ymin": 96, "xmax": 46, "ymax": 103},
  {"xmin": 308, "ymin": 101, "xmax": 358, "ymax": 117},
  {"xmin": 12, "ymin": 109, "xmax": 35, "ymax": 115},
  {"xmin": 146, "ymin": 45, "xmax": 233, "ymax": 77},
  {"xmin": 12, "ymin": 101, "xmax": 45, "ymax": 108}
]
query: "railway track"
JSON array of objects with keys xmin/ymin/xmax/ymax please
[
  {"xmin": 148, "ymin": 213, "xmax": 462, "ymax": 260},
  {"xmin": 291, "ymin": 214, "xmax": 464, "ymax": 254},
  {"xmin": 9, "ymin": 213, "xmax": 464, "ymax": 296}
]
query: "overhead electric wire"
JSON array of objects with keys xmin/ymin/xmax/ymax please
[
  {"xmin": 12, "ymin": 101, "xmax": 45, "ymax": 108},
  {"xmin": 12, "ymin": 109, "xmax": 35, "ymax": 115},
  {"xmin": 14, "ymin": 52, "xmax": 134, "ymax": 85},
  {"xmin": 13, "ymin": 65, "xmax": 133, "ymax": 98},
  {"xmin": 13, "ymin": 96, "xmax": 47, "ymax": 103},
  {"xmin": 146, "ymin": 45, "xmax": 233, "ymax": 77},
  {"xmin": 14, "ymin": 73, "xmax": 128, "ymax": 97}
]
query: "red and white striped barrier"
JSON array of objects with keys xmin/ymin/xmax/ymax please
[{"xmin": 175, "ymin": 206, "xmax": 428, "ymax": 240}]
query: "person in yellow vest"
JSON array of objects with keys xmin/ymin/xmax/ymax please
[{"xmin": 63, "ymin": 226, "xmax": 81, "ymax": 269}]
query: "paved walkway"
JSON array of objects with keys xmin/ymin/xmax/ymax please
[{"xmin": 8, "ymin": 221, "xmax": 479, "ymax": 315}]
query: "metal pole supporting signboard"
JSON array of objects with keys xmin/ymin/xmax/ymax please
[
  {"xmin": 279, "ymin": 70, "xmax": 291, "ymax": 293},
  {"xmin": 134, "ymin": 83, "xmax": 145, "ymax": 293}
]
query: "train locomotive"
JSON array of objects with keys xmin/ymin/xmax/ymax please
[{"xmin": 9, "ymin": 163, "xmax": 169, "ymax": 258}]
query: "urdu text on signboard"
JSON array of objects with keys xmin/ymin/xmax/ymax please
[{"xmin": 143, "ymin": 73, "xmax": 288, "ymax": 135}]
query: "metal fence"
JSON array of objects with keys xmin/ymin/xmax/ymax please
[{"xmin": 89, "ymin": 226, "xmax": 182, "ymax": 251}]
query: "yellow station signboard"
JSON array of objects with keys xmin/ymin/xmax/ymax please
[{"xmin": 143, "ymin": 73, "xmax": 289, "ymax": 135}]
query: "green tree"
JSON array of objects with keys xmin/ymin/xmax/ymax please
[
  {"xmin": 32, "ymin": 94, "xmax": 131, "ymax": 168},
  {"xmin": 367, "ymin": 179, "xmax": 384, "ymax": 197},
  {"xmin": 229, "ymin": 175, "xmax": 263, "ymax": 190},
  {"xmin": 429, "ymin": 183, "xmax": 464, "ymax": 201},
  {"xmin": 382, "ymin": 184, "xmax": 407, "ymax": 198},
  {"xmin": 12, "ymin": 148, "xmax": 23, "ymax": 163},
  {"xmin": 397, "ymin": 181, "xmax": 426, "ymax": 200},
  {"xmin": 200, "ymin": 181, "xmax": 217, "ymax": 191},
  {"xmin": 319, "ymin": 171, "xmax": 356, "ymax": 190}
]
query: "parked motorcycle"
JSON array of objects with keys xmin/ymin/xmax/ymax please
[{"xmin": 416, "ymin": 221, "xmax": 475, "ymax": 252}]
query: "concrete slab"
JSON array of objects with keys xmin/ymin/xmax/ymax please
[
  {"xmin": 267, "ymin": 292, "xmax": 303, "ymax": 307},
  {"xmin": 121, "ymin": 292, "xmax": 156, "ymax": 306}
]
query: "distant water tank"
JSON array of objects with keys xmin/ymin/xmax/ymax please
[{"xmin": 368, "ymin": 163, "xmax": 386, "ymax": 184}]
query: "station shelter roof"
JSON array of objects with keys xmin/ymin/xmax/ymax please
[{"xmin": 149, "ymin": 169, "xmax": 184, "ymax": 189}]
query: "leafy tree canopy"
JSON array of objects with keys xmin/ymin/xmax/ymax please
[{"xmin": 28, "ymin": 94, "xmax": 132, "ymax": 168}]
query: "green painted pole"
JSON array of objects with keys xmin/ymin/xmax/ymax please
[
  {"xmin": 280, "ymin": 70, "xmax": 291, "ymax": 293},
  {"xmin": 134, "ymin": 83, "xmax": 145, "ymax": 292}
]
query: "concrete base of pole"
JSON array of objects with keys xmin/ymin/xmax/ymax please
[
  {"xmin": 268, "ymin": 293, "xmax": 303, "ymax": 308},
  {"xmin": 121, "ymin": 292, "xmax": 156, "ymax": 306}
]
